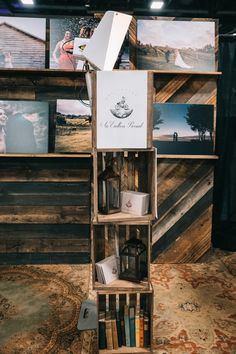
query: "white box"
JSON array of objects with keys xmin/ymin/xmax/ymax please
[{"xmin": 120, "ymin": 191, "xmax": 150, "ymax": 216}]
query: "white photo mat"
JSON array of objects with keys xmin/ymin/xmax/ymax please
[{"xmin": 96, "ymin": 71, "xmax": 148, "ymax": 149}]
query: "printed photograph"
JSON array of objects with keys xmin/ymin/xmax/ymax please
[
  {"xmin": 153, "ymin": 103, "xmax": 215, "ymax": 154},
  {"xmin": 49, "ymin": 17, "xmax": 99, "ymax": 70},
  {"xmin": 137, "ymin": 19, "xmax": 216, "ymax": 72},
  {"xmin": 55, "ymin": 99, "xmax": 92, "ymax": 152},
  {"xmin": 0, "ymin": 100, "xmax": 49, "ymax": 154},
  {"xmin": 0, "ymin": 16, "xmax": 46, "ymax": 69},
  {"xmin": 96, "ymin": 71, "xmax": 148, "ymax": 149}
]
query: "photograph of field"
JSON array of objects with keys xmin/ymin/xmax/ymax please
[
  {"xmin": 137, "ymin": 19, "xmax": 216, "ymax": 72},
  {"xmin": 55, "ymin": 99, "xmax": 92, "ymax": 153},
  {"xmin": 153, "ymin": 103, "xmax": 214, "ymax": 154}
]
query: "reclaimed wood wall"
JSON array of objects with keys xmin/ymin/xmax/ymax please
[
  {"xmin": 0, "ymin": 72, "xmax": 91, "ymax": 264},
  {"xmin": 151, "ymin": 73, "xmax": 218, "ymax": 263},
  {"xmin": 0, "ymin": 156, "xmax": 91, "ymax": 264}
]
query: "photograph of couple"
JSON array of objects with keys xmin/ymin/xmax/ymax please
[
  {"xmin": 0, "ymin": 101, "xmax": 48, "ymax": 154},
  {"xmin": 136, "ymin": 19, "xmax": 216, "ymax": 72}
]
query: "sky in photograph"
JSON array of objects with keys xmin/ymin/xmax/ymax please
[
  {"xmin": 0, "ymin": 16, "xmax": 46, "ymax": 40},
  {"xmin": 57, "ymin": 99, "xmax": 91, "ymax": 115},
  {"xmin": 137, "ymin": 20, "xmax": 215, "ymax": 49},
  {"xmin": 154, "ymin": 103, "xmax": 199, "ymax": 137}
]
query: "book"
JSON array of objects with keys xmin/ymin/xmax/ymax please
[
  {"xmin": 135, "ymin": 305, "xmax": 140, "ymax": 347},
  {"xmin": 105, "ymin": 311, "xmax": 113, "ymax": 350},
  {"xmin": 139, "ymin": 308, "xmax": 144, "ymax": 347},
  {"xmin": 98, "ymin": 311, "xmax": 107, "ymax": 349},
  {"xmin": 95, "ymin": 254, "xmax": 119, "ymax": 284},
  {"xmin": 116, "ymin": 309, "xmax": 123, "ymax": 347},
  {"xmin": 144, "ymin": 311, "xmax": 150, "ymax": 347},
  {"xmin": 129, "ymin": 306, "xmax": 136, "ymax": 347},
  {"xmin": 120, "ymin": 306, "xmax": 126, "ymax": 346},
  {"xmin": 124, "ymin": 304, "xmax": 130, "ymax": 347},
  {"xmin": 111, "ymin": 310, "xmax": 119, "ymax": 349}
]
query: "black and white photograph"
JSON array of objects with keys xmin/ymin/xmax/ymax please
[
  {"xmin": 153, "ymin": 103, "xmax": 215, "ymax": 154},
  {"xmin": 55, "ymin": 99, "xmax": 92, "ymax": 153},
  {"xmin": 137, "ymin": 19, "xmax": 216, "ymax": 72},
  {"xmin": 0, "ymin": 16, "xmax": 46, "ymax": 69},
  {"xmin": 0, "ymin": 100, "xmax": 49, "ymax": 154}
]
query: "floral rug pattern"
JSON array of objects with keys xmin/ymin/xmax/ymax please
[
  {"xmin": 0, "ymin": 264, "xmax": 96, "ymax": 354},
  {"xmin": 0, "ymin": 256, "xmax": 236, "ymax": 354},
  {"xmin": 151, "ymin": 254, "xmax": 236, "ymax": 354}
]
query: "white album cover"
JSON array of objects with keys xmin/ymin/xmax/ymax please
[{"xmin": 96, "ymin": 71, "xmax": 148, "ymax": 149}]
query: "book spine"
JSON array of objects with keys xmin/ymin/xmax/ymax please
[
  {"xmin": 120, "ymin": 308, "xmax": 126, "ymax": 346},
  {"xmin": 139, "ymin": 309, "xmax": 144, "ymax": 347},
  {"xmin": 144, "ymin": 312, "xmax": 150, "ymax": 347},
  {"xmin": 105, "ymin": 311, "xmax": 113, "ymax": 350},
  {"xmin": 111, "ymin": 311, "xmax": 119, "ymax": 349},
  {"xmin": 129, "ymin": 306, "xmax": 136, "ymax": 347},
  {"xmin": 116, "ymin": 310, "xmax": 123, "ymax": 347},
  {"xmin": 124, "ymin": 304, "xmax": 130, "ymax": 347},
  {"xmin": 135, "ymin": 306, "xmax": 140, "ymax": 347},
  {"xmin": 98, "ymin": 319, "xmax": 107, "ymax": 349}
]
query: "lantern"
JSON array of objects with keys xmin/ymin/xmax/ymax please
[
  {"xmin": 98, "ymin": 160, "xmax": 121, "ymax": 214},
  {"xmin": 119, "ymin": 237, "xmax": 147, "ymax": 282}
]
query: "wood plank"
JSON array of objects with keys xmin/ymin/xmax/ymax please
[
  {"xmin": 0, "ymin": 169, "xmax": 90, "ymax": 182},
  {"xmin": 0, "ymin": 194, "xmax": 89, "ymax": 206},
  {"xmin": 94, "ymin": 279, "xmax": 150, "ymax": 291},
  {"xmin": 0, "ymin": 252, "xmax": 90, "ymax": 264},
  {"xmin": 0, "ymin": 224, "xmax": 90, "ymax": 239},
  {"xmin": 0, "ymin": 238, "xmax": 89, "ymax": 253},
  {"xmin": 155, "ymin": 74, "xmax": 191, "ymax": 102},
  {"xmin": 157, "ymin": 154, "xmax": 218, "ymax": 159},
  {"xmin": 96, "ymin": 212, "xmax": 152, "ymax": 224},
  {"xmin": 0, "ymin": 206, "xmax": 89, "ymax": 224},
  {"xmin": 155, "ymin": 207, "xmax": 212, "ymax": 263}
]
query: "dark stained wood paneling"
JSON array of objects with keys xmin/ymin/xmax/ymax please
[
  {"xmin": 0, "ymin": 156, "xmax": 91, "ymax": 264},
  {"xmin": 152, "ymin": 159, "xmax": 215, "ymax": 263}
]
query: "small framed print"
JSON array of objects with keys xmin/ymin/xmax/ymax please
[
  {"xmin": 153, "ymin": 103, "xmax": 215, "ymax": 155},
  {"xmin": 93, "ymin": 71, "xmax": 153, "ymax": 149}
]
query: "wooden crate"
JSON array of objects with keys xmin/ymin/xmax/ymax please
[
  {"xmin": 92, "ymin": 223, "xmax": 152, "ymax": 291},
  {"xmin": 97, "ymin": 290, "xmax": 153, "ymax": 354},
  {"xmin": 93, "ymin": 150, "xmax": 157, "ymax": 223}
]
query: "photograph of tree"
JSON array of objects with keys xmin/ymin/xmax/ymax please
[
  {"xmin": 0, "ymin": 16, "xmax": 46, "ymax": 69},
  {"xmin": 55, "ymin": 99, "xmax": 92, "ymax": 153},
  {"xmin": 136, "ymin": 19, "xmax": 216, "ymax": 72},
  {"xmin": 0, "ymin": 100, "xmax": 48, "ymax": 154},
  {"xmin": 153, "ymin": 103, "xmax": 214, "ymax": 155}
]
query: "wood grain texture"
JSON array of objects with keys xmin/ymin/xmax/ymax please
[
  {"xmin": 0, "ymin": 157, "xmax": 91, "ymax": 263},
  {"xmin": 152, "ymin": 159, "xmax": 214, "ymax": 263}
]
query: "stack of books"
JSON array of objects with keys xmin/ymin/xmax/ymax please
[{"xmin": 98, "ymin": 305, "xmax": 150, "ymax": 350}]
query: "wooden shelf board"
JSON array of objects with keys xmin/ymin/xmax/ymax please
[
  {"xmin": 94, "ymin": 279, "xmax": 151, "ymax": 292},
  {"xmin": 156, "ymin": 154, "xmax": 219, "ymax": 159},
  {"xmin": 94, "ymin": 212, "xmax": 153, "ymax": 224},
  {"xmin": 0, "ymin": 68, "xmax": 85, "ymax": 76},
  {"xmin": 99, "ymin": 346, "xmax": 151, "ymax": 353},
  {"xmin": 152, "ymin": 70, "xmax": 222, "ymax": 75},
  {"xmin": 0, "ymin": 153, "xmax": 91, "ymax": 158}
]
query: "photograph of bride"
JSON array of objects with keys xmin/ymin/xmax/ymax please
[{"xmin": 136, "ymin": 19, "xmax": 216, "ymax": 72}]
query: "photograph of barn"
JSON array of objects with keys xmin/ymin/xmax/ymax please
[
  {"xmin": 153, "ymin": 103, "xmax": 215, "ymax": 154},
  {"xmin": 137, "ymin": 19, "xmax": 216, "ymax": 72},
  {"xmin": 55, "ymin": 99, "xmax": 92, "ymax": 152},
  {"xmin": 0, "ymin": 16, "xmax": 46, "ymax": 69}
]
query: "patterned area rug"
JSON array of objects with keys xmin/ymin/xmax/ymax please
[
  {"xmin": 0, "ymin": 264, "xmax": 96, "ymax": 354},
  {"xmin": 151, "ymin": 254, "xmax": 236, "ymax": 354}
]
